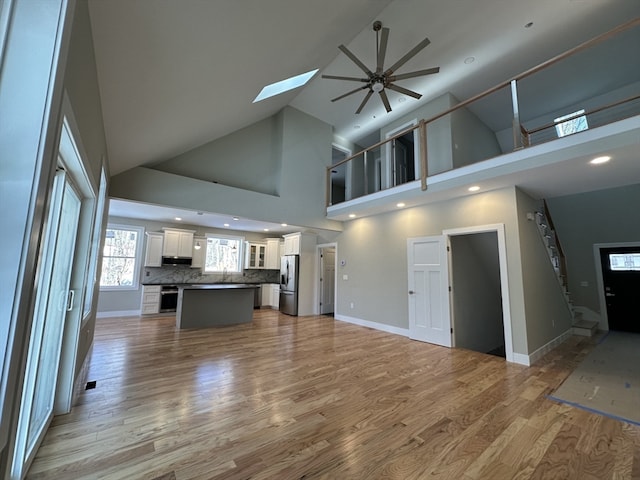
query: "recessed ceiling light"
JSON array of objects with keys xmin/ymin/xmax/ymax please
[
  {"xmin": 223, "ymin": 223, "xmax": 230, "ymax": 227},
  {"xmin": 233, "ymin": 217, "xmax": 239, "ymax": 221},
  {"xmin": 396, "ymin": 202, "xmax": 406, "ymax": 207},
  {"xmin": 281, "ymin": 223, "xmax": 288, "ymax": 227},
  {"xmin": 264, "ymin": 228, "xmax": 269, "ymax": 232},
  {"xmin": 253, "ymin": 69, "xmax": 318, "ymax": 103},
  {"xmin": 464, "ymin": 56, "xmax": 475, "ymax": 64},
  {"xmin": 175, "ymin": 217, "xmax": 182, "ymax": 221},
  {"xmin": 398, "ymin": 97, "xmax": 406, "ymax": 103},
  {"xmin": 524, "ymin": 22, "xmax": 533, "ymax": 28},
  {"xmin": 196, "ymin": 211, "xmax": 203, "ymax": 216},
  {"xmin": 348, "ymin": 214, "xmax": 356, "ymax": 218},
  {"xmin": 590, "ymin": 155, "xmax": 611, "ymax": 165},
  {"xmin": 468, "ymin": 185, "xmax": 480, "ymax": 192}
]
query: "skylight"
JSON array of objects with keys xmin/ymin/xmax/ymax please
[
  {"xmin": 554, "ymin": 109, "xmax": 589, "ymax": 137},
  {"xmin": 253, "ymin": 69, "xmax": 318, "ymax": 103}
]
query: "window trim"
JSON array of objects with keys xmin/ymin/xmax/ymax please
[
  {"xmin": 203, "ymin": 233, "xmax": 245, "ymax": 273},
  {"xmin": 99, "ymin": 223, "xmax": 144, "ymax": 291}
]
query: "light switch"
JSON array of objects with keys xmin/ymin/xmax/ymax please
[{"xmin": 343, "ymin": 274, "xmax": 348, "ymax": 281}]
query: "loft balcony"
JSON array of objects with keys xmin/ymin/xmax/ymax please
[{"xmin": 326, "ymin": 18, "xmax": 640, "ymax": 221}]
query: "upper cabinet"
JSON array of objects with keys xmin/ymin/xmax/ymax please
[
  {"xmin": 282, "ymin": 232, "xmax": 315, "ymax": 255},
  {"xmin": 245, "ymin": 242, "xmax": 266, "ymax": 269},
  {"xmin": 191, "ymin": 236, "xmax": 206, "ymax": 269},
  {"xmin": 144, "ymin": 232, "xmax": 164, "ymax": 267},
  {"xmin": 265, "ymin": 238, "xmax": 282, "ymax": 270},
  {"xmin": 162, "ymin": 228, "xmax": 195, "ymax": 258}
]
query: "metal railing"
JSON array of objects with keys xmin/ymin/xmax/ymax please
[{"xmin": 327, "ymin": 17, "xmax": 640, "ymax": 208}]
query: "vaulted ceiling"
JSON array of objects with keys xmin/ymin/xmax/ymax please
[{"xmin": 88, "ymin": 0, "xmax": 640, "ymax": 177}]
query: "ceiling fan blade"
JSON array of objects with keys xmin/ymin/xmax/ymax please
[
  {"xmin": 355, "ymin": 89, "xmax": 374, "ymax": 114},
  {"xmin": 322, "ymin": 74, "xmax": 369, "ymax": 83},
  {"xmin": 338, "ymin": 44, "xmax": 373, "ymax": 76},
  {"xmin": 390, "ymin": 67, "xmax": 440, "ymax": 81},
  {"xmin": 379, "ymin": 89, "xmax": 392, "ymax": 113},
  {"xmin": 331, "ymin": 85, "xmax": 369, "ymax": 102},
  {"xmin": 385, "ymin": 37, "xmax": 431, "ymax": 76},
  {"xmin": 387, "ymin": 83, "xmax": 422, "ymax": 100},
  {"xmin": 376, "ymin": 27, "xmax": 389, "ymax": 74}
]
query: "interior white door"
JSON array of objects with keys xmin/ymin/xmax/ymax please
[
  {"xmin": 320, "ymin": 248, "xmax": 335, "ymax": 314},
  {"xmin": 12, "ymin": 171, "xmax": 82, "ymax": 478},
  {"xmin": 407, "ymin": 236, "xmax": 452, "ymax": 347}
]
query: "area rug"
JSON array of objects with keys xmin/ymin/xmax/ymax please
[{"xmin": 549, "ymin": 331, "xmax": 640, "ymax": 425}]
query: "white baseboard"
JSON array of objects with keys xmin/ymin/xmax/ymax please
[
  {"xmin": 96, "ymin": 309, "xmax": 141, "ymax": 319},
  {"xmin": 334, "ymin": 314, "xmax": 410, "ymax": 337},
  {"xmin": 511, "ymin": 353, "xmax": 531, "ymax": 366},
  {"xmin": 526, "ymin": 328, "xmax": 573, "ymax": 366}
]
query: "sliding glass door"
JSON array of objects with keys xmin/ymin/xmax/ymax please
[{"xmin": 11, "ymin": 170, "xmax": 81, "ymax": 478}]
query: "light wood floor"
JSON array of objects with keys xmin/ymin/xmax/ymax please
[{"xmin": 27, "ymin": 310, "xmax": 640, "ymax": 479}]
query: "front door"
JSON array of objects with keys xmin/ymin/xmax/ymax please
[
  {"xmin": 407, "ymin": 236, "xmax": 452, "ymax": 346},
  {"xmin": 600, "ymin": 246, "xmax": 640, "ymax": 333}
]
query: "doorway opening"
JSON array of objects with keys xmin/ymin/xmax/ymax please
[
  {"xmin": 449, "ymin": 232, "xmax": 505, "ymax": 357},
  {"xmin": 317, "ymin": 244, "xmax": 337, "ymax": 316},
  {"xmin": 385, "ymin": 120, "xmax": 418, "ymax": 189},
  {"xmin": 595, "ymin": 242, "xmax": 640, "ymax": 333},
  {"xmin": 330, "ymin": 144, "xmax": 351, "ymax": 205}
]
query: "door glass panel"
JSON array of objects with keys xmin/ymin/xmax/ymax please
[{"xmin": 13, "ymin": 171, "xmax": 82, "ymax": 477}]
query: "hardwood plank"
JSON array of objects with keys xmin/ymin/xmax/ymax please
[{"xmin": 25, "ymin": 311, "xmax": 640, "ymax": 479}]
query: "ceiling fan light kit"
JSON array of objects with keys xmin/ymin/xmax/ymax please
[{"xmin": 323, "ymin": 20, "xmax": 440, "ymax": 114}]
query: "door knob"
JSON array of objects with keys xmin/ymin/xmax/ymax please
[{"xmin": 408, "ymin": 290, "xmax": 415, "ymax": 295}]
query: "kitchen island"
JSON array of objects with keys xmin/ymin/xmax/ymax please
[{"xmin": 176, "ymin": 284, "xmax": 259, "ymax": 329}]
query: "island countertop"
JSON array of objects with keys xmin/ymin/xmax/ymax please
[{"xmin": 176, "ymin": 283, "xmax": 259, "ymax": 290}]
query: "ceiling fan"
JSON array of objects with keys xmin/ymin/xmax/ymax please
[{"xmin": 323, "ymin": 20, "xmax": 439, "ymax": 114}]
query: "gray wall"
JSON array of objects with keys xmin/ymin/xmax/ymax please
[
  {"xmin": 153, "ymin": 114, "xmax": 283, "ymax": 196},
  {"xmin": 515, "ymin": 188, "xmax": 574, "ymax": 352},
  {"xmin": 451, "ymin": 105, "xmax": 502, "ymax": 169},
  {"xmin": 109, "ymin": 107, "xmax": 342, "ymax": 232},
  {"xmin": 336, "ymin": 187, "xmax": 530, "ymax": 355},
  {"xmin": 546, "ymin": 183, "xmax": 640, "ymax": 313},
  {"xmin": 450, "ymin": 232, "xmax": 504, "ymax": 354},
  {"xmin": 64, "ymin": 0, "xmax": 110, "ymax": 376}
]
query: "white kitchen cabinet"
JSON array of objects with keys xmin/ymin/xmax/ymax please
[
  {"xmin": 271, "ymin": 284, "xmax": 280, "ymax": 309},
  {"xmin": 141, "ymin": 285, "xmax": 161, "ymax": 314},
  {"xmin": 245, "ymin": 242, "xmax": 266, "ymax": 269},
  {"xmin": 282, "ymin": 232, "xmax": 315, "ymax": 255},
  {"xmin": 265, "ymin": 238, "xmax": 282, "ymax": 270},
  {"xmin": 260, "ymin": 284, "xmax": 280, "ymax": 309},
  {"xmin": 144, "ymin": 232, "xmax": 164, "ymax": 267},
  {"xmin": 162, "ymin": 228, "xmax": 195, "ymax": 258},
  {"xmin": 282, "ymin": 233, "xmax": 300, "ymax": 255},
  {"xmin": 191, "ymin": 236, "xmax": 206, "ymax": 269}
]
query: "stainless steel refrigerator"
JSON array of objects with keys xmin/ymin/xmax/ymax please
[{"xmin": 279, "ymin": 254, "xmax": 299, "ymax": 315}]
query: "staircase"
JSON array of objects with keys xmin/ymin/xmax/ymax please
[{"xmin": 533, "ymin": 204, "xmax": 598, "ymax": 337}]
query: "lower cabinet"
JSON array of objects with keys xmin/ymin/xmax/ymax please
[
  {"xmin": 141, "ymin": 285, "xmax": 161, "ymax": 315},
  {"xmin": 261, "ymin": 284, "xmax": 280, "ymax": 309}
]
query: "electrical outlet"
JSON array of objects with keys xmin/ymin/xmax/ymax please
[{"xmin": 350, "ymin": 302, "xmax": 354, "ymax": 309}]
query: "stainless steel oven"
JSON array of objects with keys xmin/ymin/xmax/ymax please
[{"xmin": 160, "ymin": 285, "xmax": 178, "ymax": 312}]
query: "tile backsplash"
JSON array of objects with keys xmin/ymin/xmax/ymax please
[{"xmin": 143, "ymin": 265, "xmax": 279, "ymax": 285}]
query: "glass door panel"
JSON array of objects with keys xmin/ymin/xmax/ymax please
[{"xmin": 12, "ymin": 170, "xmax": 82, "ymax": 477}]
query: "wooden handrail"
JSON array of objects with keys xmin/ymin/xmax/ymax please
[
  {"xmin": 325, "ymin": 17, "xmax": 640, "ymax": 205},
  {"xmin": 523, "ymin": 93, "xmax": 640, "ymax": 136}
]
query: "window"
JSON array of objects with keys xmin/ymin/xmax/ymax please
[
  {"xmin": 609, "ymin": 253, "xmax": 640, "ymax": 271},
  {"xmin": 100, "ymin": 224, "xmax": 144, "ymax": 289},
  {"xmin": 204, "ymin": 234, "xmax": 244, "ymax": 273},
  {"xmin": 554, "ymin": 109, "xmax": 589, "ymax": 138}
]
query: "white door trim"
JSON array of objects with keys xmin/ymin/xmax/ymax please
[
  {"xmin": 593, "ymin": 241, "xmax": 640, "ymax": 332},
  {"xmin": 443, "ymin": 224, "xmax": 514, "ymax": 363},
  {"xmin": 315, "ymin": 242, "xmax": 338, "ymax": 315}
]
